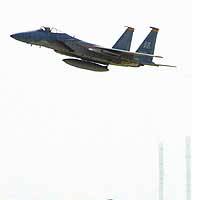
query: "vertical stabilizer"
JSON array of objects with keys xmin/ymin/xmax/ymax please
[
  {"xmin": 112, "ymin": 26, "xmax": 134, "ymax": 51},
  {"xmin": 136, "ymin": 27, "xmax": 159, "ymax": 64}
]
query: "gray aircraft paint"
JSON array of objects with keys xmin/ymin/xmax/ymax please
[{"xmin": 10, "ymin": 26, "xmax": 175, "ymax": 71}]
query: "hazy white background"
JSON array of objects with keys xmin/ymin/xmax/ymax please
[{"xmin": 0, "ymin": 0, "xmax": 192, "ymax": 200}]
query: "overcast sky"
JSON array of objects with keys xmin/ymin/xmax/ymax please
[{"xmin": 0, "ymin": 0, "xmax": 192, "ymax": 200}]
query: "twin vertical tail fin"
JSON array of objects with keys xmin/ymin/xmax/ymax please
[
  {"xmin": 136, "ymin": 27, "xmax": 159, "ymax": 64},
  {"xmin": 112, "ymin": 26, "xmax": 175, "ymax": 67},
  {"xmin": 112, "ymin": 26, "xmax": 134, "ymax": 51}
]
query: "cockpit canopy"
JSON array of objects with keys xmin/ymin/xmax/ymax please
[
  {"xmin": 39, "ymin": 26, "xmax": 63, "ymax": 33},
  {"xmin": 40, "ymin": 26, "xmax": 51, "ymax": 32}
]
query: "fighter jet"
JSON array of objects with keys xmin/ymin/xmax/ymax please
[{"xmin": 10, "ymin": 26, "xmax": 175, "ymax": 71}]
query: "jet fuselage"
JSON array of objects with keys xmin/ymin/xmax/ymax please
[
  {"xmin": 10, "ymin": 27, "xmax": 139, "ymax": 67},
  {"xmin": 11, "ymin": 26, "xmax": 175, "ymax": 71}
]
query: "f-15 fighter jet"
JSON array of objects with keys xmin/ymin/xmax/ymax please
[{"xmin": 11, "ymin": 26, "xmax": 175, "ymax": 71}]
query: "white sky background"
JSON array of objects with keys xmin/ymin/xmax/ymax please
[{"xmin": 0, "ymin": 0, "xmax": 192, "ymax": 200}]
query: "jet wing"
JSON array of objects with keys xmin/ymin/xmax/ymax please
[
  {"xmin": 88, "ymin": 46, "xmax": 163, "ymax": 58},
  {"xmin": 55, "ymin": 39, "xmax": 75, "ymax": 52}
]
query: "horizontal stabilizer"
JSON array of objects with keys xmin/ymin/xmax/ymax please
[
  {"xmin": 88, "ymin": 46, "xmax": 163, "ymax": 58},
  {"xmin": 133, "ymin": 51, "xmax": 163, "ymax": 58},
  {"xmin": 156, "ymin": 64, "xmax": 176, "ymax": 67}
]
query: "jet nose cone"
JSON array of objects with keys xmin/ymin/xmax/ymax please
[
  {"xmin": 10, "ymin": 34, "xmax": 16, "ymax": 39},
  {"xmin": 10, "ymin": 33, "xmax": 28, "ymax": 42},
  {"xmin": 10, "ymin": 33, "xmax": 23, "ymax": 41}
]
